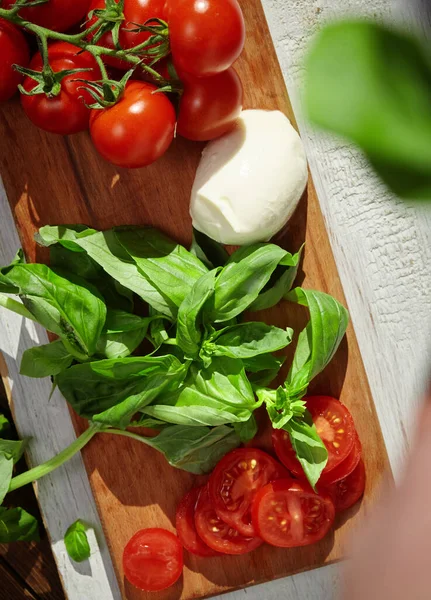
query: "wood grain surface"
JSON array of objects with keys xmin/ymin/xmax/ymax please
[{"xmin": 0, "ymin": 0, "xmax": 390, "ymax": 598}]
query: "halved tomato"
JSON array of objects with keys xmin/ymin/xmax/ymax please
[
  {"xmin": 208, "ymin": 448, "xmax": 289, "ymax": 537},
  {"xmin": 326, "ymin": 459, "xmax": 366, "ymax": 512},
  {"xmin": 318, "ymin": 434, "xmax": 362, "ymax": 486},
  {"xmin": 194, "ymin": 486, "xmax": 263, "ymax": 555},
  {"xmin": 273, "ymin": 396, "xmax": 356, "ymax": 477},
  {"xmin": 176, "ymin": 486, "xmax": 219, "ymax": 557},
  {"xmin": 251, "ymin": 479, "xmax": 335, "ymax": 548}
]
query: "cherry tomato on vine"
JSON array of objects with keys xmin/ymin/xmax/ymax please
[
  {"xmin": 251, "ymin": 479, "xmax": 335, "ymax": 548},
  {"xmin": 123, "ymin": 528, "xmax": 183, "ymax": 591},
  {"xmin": 89, "ymin": 81, "xmax": 176, "ymax": 168},
  {"xmin": 5, "ymin": 0, "xmax": 91, "ymax": 32},
  {"xmin": 272, "ymin": 396, "xmax": 356, "ymax": 478},
  {"xmin": 177, "ymin": 67, "xmax": 243, "ymax": 141},
  {"xmin": 176, "ymin": 486, "xmax": 220, "ymax": 557},
  {"xmin": 0, "ymin": 18, "xmax": 29, "ymax": 102},
  {"xmin": 194, "ymin": 486, "xmax": 263, "ymax": 555},
  {"xmin": 325, "ymin": 459, "xmax": 366, "ymax": 512},
  {"xmin": 86, "ymin": 0, "xmax": 166, "ymax": 70},
  {"xmin": 169, "ymin": 0, "xmax": 245, "ymax": 77},
  {"xmin": 208, "ymin": 448, "xmax": 288, "ymax": 537},
  {"xmin": 21, "ymin": 42, "xmax": 100, "ymax": 135}
]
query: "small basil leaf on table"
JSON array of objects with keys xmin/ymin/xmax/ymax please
[
  {"xmin": 249, "ymin": 245, "xmax": 304, "ymax": 312},
  {"xmin": 0, "ymin": 506, "xmax": 40, "ymax": 542},
  {"xmin": 0, "ymin": 263, "xmax": 106, "ymax": 360},
  {"xmin": 147, "ymin": 424, "xmax": 241, "ymax": 474},
  {"xmin": 285, "ymin": 287, "xmax": 349, "ymax": 399},
  {"xmin": 20, "ymin": 339, "xmax": 74, "ymax": 378},
  {"xmin": 56, "ymin": 355, "xmax": 188, "ymax": 429},
  {"xmin": 143, "ymin": 357, "xmax": 256, "ymax": 426},
  {"xmin": 284, "ymin": 416, "xmax": 328, "ymax": 490},
  {"xmin": 64, "ymin": 519, "xmax": 91, "ymax": 563},
  {"xmin": 176, "ymin": 269, "xmax": 219, "ymax": 356},
  {"xmin": 190, "ymin": 228, "xmax": 229, "ymax": 269},
  {"xmin": 210, "ymin": 244, "xmax": 288, "ymax": 322},
  {"xmin": 0, "ymin": 454, "xmax": 13, "ymax": 505},
  {"xmin": 114, "ymin": 228, "xmax": 208, "ymax": 308},
  {"xmin": 202, "ymin": 322, "xmax": 293, "ymax": 360},
  {"xmin": 38, "ymin": 227, "xmax": 176, "ymax": 318}
]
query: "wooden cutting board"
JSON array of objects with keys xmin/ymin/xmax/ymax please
[{"xmin": 0, "ymin": 0, "xmax": 390, "ymax": 598}]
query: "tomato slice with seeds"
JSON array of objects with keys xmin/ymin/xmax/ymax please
[
  {"xmin": 195, "ymin": 486, "xmax": 263, "ymax": 555},
  {"xmin": 208, "ymin": 448, "xmax": 289, "ymax": 537},
  {"xmin": 176, "ymin": 486, "xmax": 220, "ymax": 557},
  {"xmin": 273, "ymin": 396, "xmax": 356, "ymax": 477},
  {"xmin": 326, "ymin": 459, "xmax": 366, "ymax": 512},
  {"xmin": 251, "ymin": 479, "xmax": 335, "ymax": 548},
  {"xmin": 123, "ymin": 528, "xmax": 183, "ymax": 592},
  {"xmin": 318, "ymin": 434, "xmax": 362, "ymax": 486}
]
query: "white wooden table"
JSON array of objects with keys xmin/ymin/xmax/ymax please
[{"xmin": 0, "ymin": 0, "xmax": 430, "ymax": 598}]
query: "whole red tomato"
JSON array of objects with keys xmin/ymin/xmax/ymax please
[
  {"xmin": 89, "ymin": 81, "xmax": 176, "ymax": 168},
  {"xmin": 169, "ymin": 0, "xmax": 245, "ymax": 77},
  {"xmin": 0, "ymin": 18, "xmax": 29, "ymax": 102},
  {"xmin": 177, "ymin": 67, "xmax": 243, "ymax": 141},
  {"xmin": 5, "ymin": 0, "xmax": 91, "ymax": 32},
  {"xmin": 21, "ymin": 42, "xmax": 100, "ymax": 135},
  {"xmin": 86, "ymin": 0, "xmax": 166, "ymax": 70}
]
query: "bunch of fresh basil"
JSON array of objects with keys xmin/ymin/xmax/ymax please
[{"xmin": 0, "ymin": 225, "xmax": 349, "ymax": 542}]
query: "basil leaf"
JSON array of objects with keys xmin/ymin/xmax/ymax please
[
  {"xmin": 190, "ymin": 228, "xmax": 229, "ymax": 269},
  {"xmin": 56, "ymin": 355, "xmax": 188, "ymax": 428},
  {"xmin": 286, "ymin": 288, "xmax": 349, "ymax": 398},
  {"xmin": 20, "ymin": 340, "xmax": 74, "ymax": 378},
  {"xmin": 115, "ymin": 228, "xmax": 208, "ymax": 309},
  {"xmin": 234, "ymin": 414, "xmax": 258, "ymax": 443},
  {"xmin": 244, "ymin": 354, "xmax": 286, "ymax": 387},
  {"xmin": 38, "ymin": 227, "xmax": 175, "ymax": 317},
  {"xmin": 202, "ymin": 322, "xmax": 293, "ymax": 360},
  {"xmin": 143, "ymin": 357, "xmax": 256, "ymax": 426},
  {"xmin": 210, "ymin": 244, "xmax": 288, "ymax": 322},
  {"xmin": 64, "ymin": 520, "xmax": 91, "ymax": 563},
  {"xmin": 284, "ymin": 416, "xmax": 328, "ymax": 490},
  {"xmin": 96, "ymin": 309, "xmax": 158, "ymax": 359},
  {"xmin": 0, "ymin": 454, "xmax": 13, "ymax": 504},
  {"xmin": 129, "ymin": 416, "xmax": 169, "ymax": 429},
  {"xmin": 148, "ymin": 310, "xmax": 171, "ymax": 348},
  {"xmin": 148, "ymin": 424, "xmax": 241, "ymax": 474},
  {"xmin": 0, "ymin": 263, "xmax": 106, "ymax": 359},
  {"xmin": 176, "ymin": 269, "xmax": 218, "ymax": 356},
  {"xmin": 249, "ymin": 245, "xmax": 304, "ymax": 311},
  {"xmin": 0, "ymin": 507, "xmax": 40, "ymax": 542},
  {"xmin": 305, "ymin": 21, "xmax": 431, "ymax": 200},
  {"xmin": 0, "ymin": 415, "xmax": 11, "ymax": 439},
  {"xmin": 0, "ymin": 250, "xmax": 25, "ymax": 293},
  {"xmin": 0, "ymin": 438, "xmax": 28, "ymax": 464}
]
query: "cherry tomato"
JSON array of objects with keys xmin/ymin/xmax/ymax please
[
  {"xmin": 176, "ymin": 486, "xmax": 220, "ymax": 557},
  {"xmin": 318, "ymin": 434, "xmax": 362, "ymax": 486},
  {"xmin": 252, "ymin": 479, "xmax": 335, "ymax": 548},
  {"xmin": 0, "ymin": 18, "xmax": 29, "ymax": 102},
  {"xmin": 86, "ymin": 0, "xmax": 166, "ymax": 70},
  {"xmin": 123, "ymin": 527, "xmax": 183, "ymax": 591},
  {"xmin": 208, "ymin": 448, "xmax": 288, "ymax": 537},
  {"xmin": 195, "ymin": 486, "xmax": 263, "ymax": 555},
  {"xmin": 326, "ymin": 459, "xmax": 366, "ymax": 512},
  {"xmin": 5, "ymin": 0, "xmax": 91, "ymax": 32},
  {"xmin": 21, "ymin": 42, "xmax": 100, "ymax": 135},
  {"xmin": 90, "ymin": 81, "xmax": 175, "ymax": 168},
  {"xmin": 177, "ymin": 67, "xmax": 242, "ymax": 141},
  {"xmin": 169, "ymin": 0, "xmax": 245, "ymax": 77},
  {"xmin": 273, "ymin": 396, "xmax": 356, "ymax": 478}
]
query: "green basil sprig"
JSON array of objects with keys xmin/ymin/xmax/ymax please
[{"xmin": 64, "ymin": 519, "xmax": 91, "ymax": 563}]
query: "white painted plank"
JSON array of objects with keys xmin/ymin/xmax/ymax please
[{"xmin": 0, "ymin": 182, "xmax": 122, "ymax": 600}]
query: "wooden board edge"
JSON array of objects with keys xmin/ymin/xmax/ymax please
[{"xmin": 0, "ymin": 181, "xmax": 121, "ymax": 600}]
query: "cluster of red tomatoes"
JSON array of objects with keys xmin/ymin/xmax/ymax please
[
  {"xmin": 122, "ymin": 396, "xmax": 365, "ymax": 592},
  {"xmin": 0, "ymin": 0, "xmax": 245, "ymax": 168}
]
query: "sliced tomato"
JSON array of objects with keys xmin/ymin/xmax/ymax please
[
  {"xmin": 176, "ymin": 486, "xmax": 219, "ymax": 557},
  {"xmin": 123, "ymin": 528, "xmax": 183, "ymax": 591},
  {"xmin": 252, "ymin": 479, "xmax": 335, "ymax": 548},
  {"xmin": 194, "ymin": 486, "xmax": 263, "ymax": 555},
  {"xmin": 326, "ymin": 459, "xmax": 366, "ymax": 512},
  {"xmin": 273, "ymin": 396, "xmax": 356, "ymax": 478},
  {"xmin": 318, "ymin": 434, "xmax": 362, "ymax": 486},
  {"xmin": 208, "ymin": 448, "xmax": 289, "ymax": 537}
]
